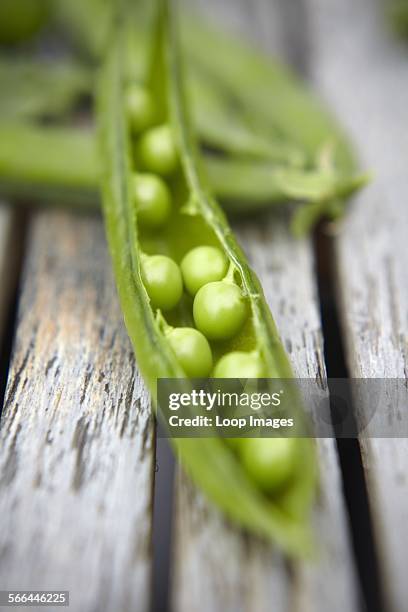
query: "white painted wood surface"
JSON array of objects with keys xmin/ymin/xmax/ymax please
[
  {"xmin": 307, "ymin": 0, "xmax": 408, "ymax": 610},
  {"xmin": 172, "ymin": 2, "xmax": 361, "ymax": 610},
  {"xmin": 0, "ymin": 211, "xmax": 154, "ymax": 612}
]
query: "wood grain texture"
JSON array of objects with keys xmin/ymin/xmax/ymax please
[
  {"xmin": 0, "ymin": 210, "xmax": 154, "ymax": 612},
  {"xmin": 172, "ymin": 2, "xmax": 360, "ymax": 610},
  {"xmin": 307, "ymin": 0, "xmax": 408, "ymax": 610}
]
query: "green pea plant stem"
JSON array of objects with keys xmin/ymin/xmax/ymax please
[{"xmin": 97, "ymin": 0, "xmax": 318, "ymax": 556}]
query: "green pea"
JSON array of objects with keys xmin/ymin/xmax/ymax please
[
  {"xmin": 134, "ymin": 173, "xmax": 171, "ymax": 229},
  {"xmin": 166, "ymin": 327, "xmax": 213, "ymax": 377},
  {"xmin": 141, "ymin": 255, "xmax": 183, "ymax": 311},
  {"xmin": 0, "ymin": 0, "xmax": 50, "ymax": 44},
  {"xmin": 125, "ymin": 84, "xmax": 156, "ymax": 134},
  {"xmin": 193, "ymin": 281, "xmax": 247, "ymax": 341},
  {"xmin": 213, "ymin": 351, "xmax": 265, "ymax": 378},
  {"xmin": 239, "ymin": 438, "xmax": 296, "ymax": 493},
  {"xmin": 181, "ymin": 246, "xmax": 228, "ymax": 296},
  {"xmin": 137, "ymin": 124, "xmax": 179, "ymax": 176}
]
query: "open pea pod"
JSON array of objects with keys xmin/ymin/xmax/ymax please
[{"xmin": 97, "ymin": 0, "xmax": 317, "ymax": 556}]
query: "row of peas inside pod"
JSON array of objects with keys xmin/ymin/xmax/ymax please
[{"xmin": 125, "ymin": 81, "xmax": 299, "ymax": 496}]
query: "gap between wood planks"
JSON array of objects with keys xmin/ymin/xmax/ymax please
[
  {"xmin": 151, "ymin": 430, "xmax": 176, "ymax": 612},
  {"xmin": 0, "ymin": 207, "xmax": 29, "ymax": 413},
  {"xmin": 314, "ymin": 226, "xmax": 386, "ymax": 612}
]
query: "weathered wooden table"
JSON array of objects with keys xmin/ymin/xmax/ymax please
[{"xmin": 0, "ymin": 0, "xmax": 407, "ymax": 610}]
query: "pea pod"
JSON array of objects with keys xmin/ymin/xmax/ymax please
[
  {"xmin": 181, "ymin": 13, "xmax": 367, "ymax": 230},
  {"xmin": 2, "ymin": 121, "xmax": 363, "ymax": 221},
  {"xmin": 0, "ymin": 123, "xmax": 98, "ymax": 207},
  {"xmin": 189, "ymin": 73, "xmax": 306, "ymax": 167},
  {"xmin": 0, "ymin": 58, "xmax": 91, "ymax": 120},
  {"xmin": 0, "ymin": 122, "xmax": 291, "ymax": 209},
  {"xmin": 182, "ymin": 15, "xmax": 355, "ymax": 172},
  {"xmin": 97, "ymin": 0, "xmax": 317, "ymax": 556},
  {"xmin": 53, "ymin": 0, "xmax": 114, "ymax": 61}
]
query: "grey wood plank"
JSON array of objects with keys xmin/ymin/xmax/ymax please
[
  {"xmin": 306, "ymin": 1, "xmax": 408, "ymax": 610},
  {"xmin": 173, "ymin": 3, "xmax": 360, "ymax": 610},
  {"xmin": 0, "ymin": 210, "xmax": 155, "ymax": 612}
]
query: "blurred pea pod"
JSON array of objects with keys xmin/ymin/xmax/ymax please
[
  {"xmin": 0, "ymin": 58, "xmax": 91, "ymax": 120},
  {"xmin": 0, "ymin": 121, "xmax": 367, "ymax": 230},
  {"xmin": 189, "ymin": 73, "xmax": 306, "ymax": 167},
  {"xmin": 52, "ymin": 0, "xmax": 113, "ymax": 61},
  {"xmin": 182, "ymin": 15, "xmax": 355, "ymax": 172},
  {"xmin": 0, "ymin": 123, "xmax": 98, "ymax": 207}
]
